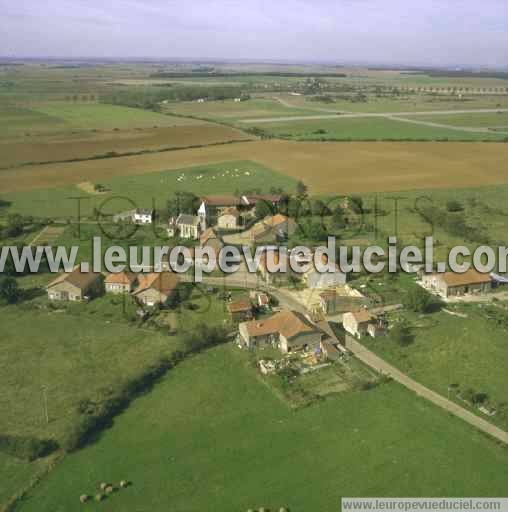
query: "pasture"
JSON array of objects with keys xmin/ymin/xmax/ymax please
[
  {"xmin": 0, "ymin": 103, "xmax": 196, "ymax": 139},
  {"xmin": 250, "ymin": 116, "xmax": 505, "ymax": 141},
  {"xmin": 268, "ymin": 92, "xmax": 508, "ymax": 114},
  {"xmin": 0, "ymin": 281, "xmax": 230, "ymax": 509},
  {"xmin": 0, "ymin": 160, "xmax": 297, "ymax": 218},
  {"xmin": 362, "ymin": 306, "xmax": 508, "ymax": 430},
  {"xmin": 15, "ymin": 345, "xmax": 508, "ymax": 512},
  {"xmin": 164, "ymin": 97, "xmax": 318, "ymax": 120},
  {"xmin": 404, "ymin": 111, "xmax": 508, "ymax": 129}
]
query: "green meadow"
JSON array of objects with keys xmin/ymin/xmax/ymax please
[
  {"xmin": 15, "ymin": 345, "xmax": 508, "ymax": 512},
  {"xmin": 362, "ymin": 305, "xmax": 508, "ymax": 430},
  {"xmin": 0, "ymin": 280, "xmax": 232, "ymax": 509},
  {"xmin": 0, "ymin": 161, "xmax": 298, "ymax": 218},
  {"xmin": 404, "ymin": 112, "xmax": 508, "ymax": 129},
  {"xmin": 0, "ymin": 103, "xmax": 196, "ymax": 138},
  {"xmin": 252, "ymin": 116, "xmax": 505, "ymax": 141}
]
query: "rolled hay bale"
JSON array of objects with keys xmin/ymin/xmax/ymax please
[
  {"xmin": 119, "ymin": 480, "xmax": 130, "ymax": 488},
  {"xmin": 100, "ymin": 482, "xmax": 109, "ymax": 491},
  {"xmin": 279, "ymin": 508, "xmax": 289, "ymax": 512},
  {"xmin": 105, "ymin": 485, "xmax": 115, "ymax": 494},
  {"xmin": 79, "ymin": 495, "xmax": 90, "ymax": 504},
  {"xmin": 95, "ymin": 493, "xmax": 105, "ymax": 502}
]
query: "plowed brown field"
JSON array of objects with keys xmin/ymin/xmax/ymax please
[
  {"xmin": 2, "ymin": 140, "xmax": 508, "ymax": 194},
  {"xmin": 0, "ymin": 124, "xmax": 252, "ymax": 168}
]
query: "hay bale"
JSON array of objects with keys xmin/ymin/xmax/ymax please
[
  {"xmin": 119, "ymin": 480, "xmax": 130, "ymax": 488},
  {"xmin": 95, "ymin": 493, "xmax": 105, "ymax": 502},
  {"xmin": 79, "ymin": 495, "xmax": 90, "ymax": 504},
  {"xmin": 105, "ymin": 485, "xmax": 115, "ymax": 494},
  {"xmin": 279, "ymin": 508, "xmax": 289, "ymax": 512},
  {"xmin": 99, "ymin": 482, "xmax": 109, "ymax": 491}
]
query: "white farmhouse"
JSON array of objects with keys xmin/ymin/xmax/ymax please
[{"xmin": 132, "ymin": 208, "xmax": 154, "ymax": 224}]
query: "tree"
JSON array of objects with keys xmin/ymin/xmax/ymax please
[
  {"xmin": 181, "ymin": 322, "xmax": 228, "ymax": 353},
  {"xmin": 255, "ymin": 200, "xmax": 275, "ymax": 220},
  {"xmin": 0, "ymin": 276, "xmax": 20, "ymax": 304},
  {"xmin": 349, "ymin": 196, "xmax": 364, "ymax": 214},
  {"xmin": 301, "ymin": 221, "xmax": 327, "ymax": 242},
  {"xmin": 403, "ymin": 286, "xmax": 433, "ymax": 313},
  {"xmin": 331, "ymin": 206, "xmax": 346, "ymax": 230},
  {"xmin": 310, "ymin": 199, "xmax": 331, "ymax": 217},
  {"xmin": 2, "ymin": 214, "xmax": 24, "ymax": 238},
  {"xmin": 285, "ymin": 197, "xmax": 309, "ymax": 220},
  {"xmin": 167, "ymin": 192, "xmax": 199, "ymax": 218},
  {"xmin": 296, "ymin": 180, "xmax": 308, "ymax": 197},
  {"xmin": 390, "ymin": 321, "xmax": 412, "ymax": 346},
  {"xmin": 446, "ymin": 200, "xmax": 463, "ymax": 212}
]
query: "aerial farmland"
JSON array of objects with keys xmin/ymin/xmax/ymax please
[{"xmin": 1, "ymin": 3, "xmax": 508, "ymax": 511}]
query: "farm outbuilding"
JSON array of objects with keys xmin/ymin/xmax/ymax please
[
  {"xmin": 421, "ymin": 269, "xmax": 492, "ymax": 298},
  {"xmin": 46, "ymin": 266, "xmax": 104, "ymax": 301}
]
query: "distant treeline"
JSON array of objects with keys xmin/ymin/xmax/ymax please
[
  {"xmin": 149, "ymin": 71, "xmax": 347, "ymax": 79},
  {"xmin": 395, "ymin": 69, "xmax": 508, "ymax": 80},
  {"xmin": 100, "ymin": 85, "xmax": 243, "ymax": 109}
]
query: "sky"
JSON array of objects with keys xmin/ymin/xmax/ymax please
[{"xmin": 1, "ymin": 0, "xmax": 507, "ymax": 68}]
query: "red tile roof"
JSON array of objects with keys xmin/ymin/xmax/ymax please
[{"xmin": 243, "ymin": 310, "xmax": 317, "ymax": 340}]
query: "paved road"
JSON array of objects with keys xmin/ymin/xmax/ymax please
[
  {"xmin": 241, "ymin": 108, "xmax": 508, "ymax": 124},
  {"xmin": 178, "ymin": 273, "xmax": 309, "ymax": 314},
  {"xmin": 130, "ymin": 265, "xmax": 508, "ymax": 444},
  {"xmin": 342, "ymin": 333, "xmax": 508, "ymax": 445},
  {"xmin": 271, "ymin": 95, "xmax": 352, "ymax": 115},
  {"xmin": 387, "ymin": 115, "xmax": 508, "ymax": 135}
]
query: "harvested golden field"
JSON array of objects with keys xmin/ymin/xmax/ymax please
[
  {"xmin": 0, "ymin": 124, "xmax": 252, "ymax": 168},
  {"xmin": 2, "ymin": 140, "xmax": 508, "ymax": 194}
]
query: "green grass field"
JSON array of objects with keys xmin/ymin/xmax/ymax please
[
  {"xmin": 250, "ymin": 116, "xmax": 505, "ymax": 141},
  {"xmin": 0, "ymin": 278, "xmax": 233, "ymax": 509},
  {"xmin": 0, "ymin": 103, "xmax": 198, "ymax": 138},
  {"xmin": 14, "ymin": 345, "xmax": 508, "ymax": 512},
  {"xmin": 165, "ymin": 98, "xmax": 318, "ymax": 120},
  {"xmin": 362, "ymin": 306, "xmax": 508, "ymax": 429},
  {"xmin": 404, "ymin": 112, "xmax": 508, "ymax": 129},
  {"xmin": 0, "ymin": 299, "xmax": 175, "ymax": 443},
  {"xmin": 0, "ymin": 105, "xmax": 66, "ymax": 137},
  {"xmin": 264, "ymin": 91, "xmax": 508, "ymax": 113},
  {"xmin": 318, "ymin": 183, "xmax": 508, "ymax": 262},
  {"xmin": 0, "ymin": 160, "xmax": 298, "ymax": 218}
]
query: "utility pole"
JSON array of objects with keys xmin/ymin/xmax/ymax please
[{"xmin": 42, "ymin": 386, "xmax": 49, "ymax": 424}]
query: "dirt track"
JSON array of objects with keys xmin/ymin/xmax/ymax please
[{"xmin": 242, "ymin": 108, "xmax": 508, "ymax": 124}]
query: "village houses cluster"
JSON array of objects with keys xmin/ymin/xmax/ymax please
[{"xmin": 46, "ymin": 193, "xmax": 499, "ymax": 366}]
